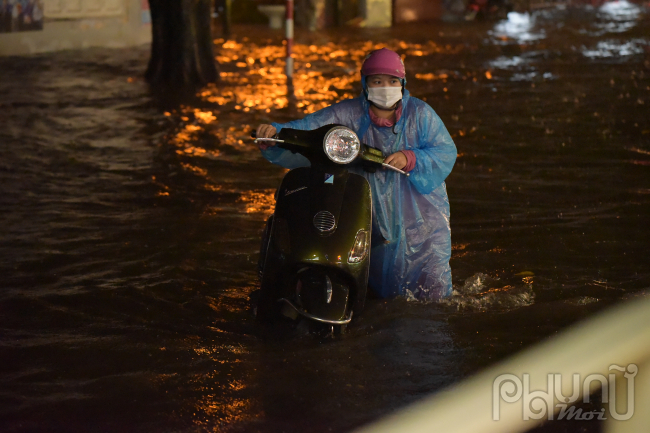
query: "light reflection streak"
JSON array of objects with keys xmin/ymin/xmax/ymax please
[
  {"xmin": 237, "ymin": 189, "xmax": 276, "ymax": 215},
  {"xmin": 628, "ymin": 147, "xmax": 650, "ymax": 156},
  {"xmin": 192, "ymin": 397, "xmax": 256, "ymax": 431},
  {"xmin": 193, "ymin": 344, "xmax": 249, "ymax": 359},
  {"xmin": 181, "ymin": 163, "xmax": 208, "ymax": 177},
  {"xmin": 191, "ymin": 296, "xmax": 259, "ymax": 426},
  {"xmin": 167, "ymin": 108, "xmax": 221, "ymax": 159},
  {"xmin": 172, "ymin": 38, "xmax": 464, "ymax": 144},
  {"xmin": 203, "ymin": 183, "xmax": 223, "ymax": 192},
  {"xmin": 186, "ymin": 370, "xmax": 257, "ymax": 430},
  {"xmin": 181, "ymin": 289, "xmax": 259, "ymax": 430},
  {"xmin": 415, "ymin": 73, "xmax": 449, "ymax": 81},
  {"xmin": 579, "ymin": 0, "xmax": 645, "ymax": 35},
  {"xmin": 582, "ymin": 40, "xmax": 646, "ymax": 58},
  {"xmin": 200, "ymin": 38, "xmax": 461, "ymax": 114},
  {"xmin": 471, "ymin": 285, "xmax": 515, "ymax": 297},
  {"xmin": 194, "ymin": 109, "xmax": 217, "ymax": 124},
  {"xmin": 153, "ymin": 332, "xmax": 259, "ymax": 430},
  {"xmin": 490, "ymin": 12, "xmax": 546, "ymax": 44},
  {"xmin": 206, "ymin": 287, "xmax": 255, "ymax": 314},
  {"xmin": 599, "ymin": 0, "xmax": 641, "ymax": 21},
  {"xmin": 452, "ymin": 243, "xmax": 471, "ymax": 258},
  {"xmin": 488, "ymin": 56, "xmax": 526, "ymax": 69}
]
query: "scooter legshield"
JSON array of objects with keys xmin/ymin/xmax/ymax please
[{"xmin": 263, "ymin": 166, "xmax": 372, "ymax": 322}]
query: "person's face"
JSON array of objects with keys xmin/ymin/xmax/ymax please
[{"xmin": 366, "ymin": 74, "xmax": 401, "ymax": 88}]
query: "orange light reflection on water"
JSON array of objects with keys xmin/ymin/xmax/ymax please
[
  {"xmin": 192, "ymin": 394, "xmax": 256, "ymax": 432},
  {"xmin": 198, "ymin": 38, "xmax": 461, "ymax": 114},
  {"xmin": 168, "ymin": 107, "xmax": 221, "ymax": 159},
  {"xmin": 206, "ymin": 287, "xmax": 256, "ymax": 314},
  {"xmin": 194, "ymin": 109, "xmax": 217, "ymax": 124},
  {"xmin": 415, "ymin": 73, "xmax": 449, "ymax": 81},
  {"xmin": 237, "ymin": 189, "xmax": 276, "ymax": 215},
  {"xmin": 170, "ymin": 37, "xmax": 464, "ymax": 152},
  {"xmin": 184, "ymin": 367, "xmax": 257, "ymax": 431}
]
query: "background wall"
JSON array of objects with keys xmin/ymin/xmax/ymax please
[
  {"xmin": 0, "ymin": 0, "xmax": 151, "ymax": 56},
  {"xmin": 394, "ymin": 0, "xmax": 443, "ymax": 23}
]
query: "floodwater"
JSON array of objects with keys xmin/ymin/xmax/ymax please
[{"xmin": 1, "ymin": 4, "xmax": 649, "ymax": 432}]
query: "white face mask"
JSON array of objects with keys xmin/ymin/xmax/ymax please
[{"xmin": 367, "ymin": 86, "xmax": 402, "ymax": 110}]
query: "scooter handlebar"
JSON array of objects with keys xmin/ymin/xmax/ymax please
[
  {"xmin": 381, "ymin": 163, "xmax": 410, "ymax": 177},
  {"xmin": 253, "ymin": 126, "xmax": 407, "ymax": 176}
]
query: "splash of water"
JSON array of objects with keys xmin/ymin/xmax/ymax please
[{"xmin": 438, "ymin": 273, "xmax": 535, "ymax": 312}]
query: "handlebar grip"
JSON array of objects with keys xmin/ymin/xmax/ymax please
[{"xmin": 251, "ymin": 130, "xmax": 257, "ymax": 138}]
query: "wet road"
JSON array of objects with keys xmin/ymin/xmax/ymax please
[{"xmin": 1, "ymin": 5, "xmax": 650, "ymax": 432}]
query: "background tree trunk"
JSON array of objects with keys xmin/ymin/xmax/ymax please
[{"xmin": 146, "ymin": 0, "xmax": 218, "ymax": 88}]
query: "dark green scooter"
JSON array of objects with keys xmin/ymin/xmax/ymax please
[{"xmin": 254, "ymin": 124, "xmax": 408, "ymax": 334}]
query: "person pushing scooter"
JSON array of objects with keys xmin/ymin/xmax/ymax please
[{"xmin": 256, "ymin": 48, "xmax": 457, "ymax": 301}]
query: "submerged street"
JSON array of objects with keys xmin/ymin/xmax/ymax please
[{"xmin": 1, "ymin": 5, "xmax": 649, "ymax": 432}]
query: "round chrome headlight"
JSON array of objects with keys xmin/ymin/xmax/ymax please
[{"xmin": 323, "ymin": 127, "xmax": 360, "ymax": 164}]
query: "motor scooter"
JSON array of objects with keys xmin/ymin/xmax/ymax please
[{"xmin": 253, "ymin": 124, "xmax": 408, "ymax": 334}]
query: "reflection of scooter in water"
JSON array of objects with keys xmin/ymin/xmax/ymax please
[
  {"xmin": 465, "ymin": 0, "xmax": 513, "ymax": 20},
  {"xmin": 253, "ymin": 124, "xmax": 408, "ymax": 335}
]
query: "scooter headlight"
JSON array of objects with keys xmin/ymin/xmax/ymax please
[
  {"xmin": 323, "ymin": 127, "xmax": 360, "ymax": 164},
  {"xmin": 348, "ymin": 229, "xmax": 370, "ymax": 264}
]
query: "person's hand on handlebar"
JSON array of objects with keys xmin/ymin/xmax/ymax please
[
  {"xmin": 255, "ymin": 124, "xmax": 277, "ymax": 150},
  {"xmin": 384, "ymin": 151, "xmax": 408, "ymax": 170}
]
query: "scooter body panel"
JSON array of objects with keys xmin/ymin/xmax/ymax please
[{"xmin": 260, "ymin": 166, "xmax": 372, "ymax": 322}]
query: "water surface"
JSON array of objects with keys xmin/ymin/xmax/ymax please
[{"xmin": 1, "ymin": 6, "xmax": 649, "ymax": 432}]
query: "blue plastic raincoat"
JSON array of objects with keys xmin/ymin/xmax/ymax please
[{"xmin": 261, "ymin": 90, "xmax": 456, "ymax": 300}]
